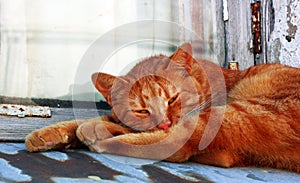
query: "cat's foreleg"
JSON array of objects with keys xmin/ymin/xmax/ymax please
[
  {"xmin": 25, "ymin": 115, "xmax": 115, "ymax": 152},
  {"xmin": 78, "ymin": 123, "xmax": 197, "ymax": 162},
  {"xmin": 76, "ymin": 120, "xmax": 134, "ymax": 147},
  {"xmin": 25, "ymin": 120, "xmax": 82, "ymax": 152}
]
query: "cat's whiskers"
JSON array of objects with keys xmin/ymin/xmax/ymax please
[{"xmin": 181, "ymin": 93, "xmax": 227, "ymax": 121}]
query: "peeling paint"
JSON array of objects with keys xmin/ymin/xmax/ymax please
[
  {"xmin": 0, "ymin": 158, "xmax": 32, "ymax": 182},
  {"xmin": 268, "ymin": 0, "xmax": 300, "ymax": 67},
  {"xmin": 0, "ymin": 104, "xmax": 51, "ymax": 118},
  {"xmin": 0, "ymin": 143, "xmax": 300, "ymax": 183},
  {"xmin": 268, "ymin": 38, "xmax": 281, "ymax": 63},
  {"xmin": 286, "ymin": 1, "xmax": 298, "ymax": 42},
  {"xmin": 41, "ymin": 152, "xmax": 69, "ymax": 162}
]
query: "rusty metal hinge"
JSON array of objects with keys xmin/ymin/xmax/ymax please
[{"xmin": 251, "ymin": 0, "xmax": 262, "ymax": 65}]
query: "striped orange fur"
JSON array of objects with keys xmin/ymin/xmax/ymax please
[{"xmin": 26, "ymin": 43, "xmax": 300, "ymax": 173}]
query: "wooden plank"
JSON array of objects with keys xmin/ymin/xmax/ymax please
[
  {"xmin": 191, "ymin": 0, "xmax": 226, "ymax": 66},
  {"xmin": 215, "ymin": 0, "xmax": 226, "ymax": 66},
  {"xmin": 225, "ymin": 0, "xmax": 254, "ymax": 69},
  {"xmin": 0, "ymin": 108, "xmax": 110, "ymax": 142},
  {"xmin": 170, "ymin": 0, "xmax": 225, "ymax": 66},
  {"xmin": 1, "ymin": 144, "xmax": 296, "ymax": 182}
]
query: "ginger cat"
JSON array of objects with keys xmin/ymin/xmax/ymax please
[{"xmin": 25, "ymin": 43, "xmax": 300, "ymax": 173}]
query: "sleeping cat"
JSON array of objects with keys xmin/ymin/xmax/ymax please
[{"xmin": 25, "ymin": 43, "xmax": 300, "ymax": 173}]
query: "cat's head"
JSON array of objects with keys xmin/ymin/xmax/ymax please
[{"xmin": 92, "ymin": 43, "xmax": 200, "ymax": 131}]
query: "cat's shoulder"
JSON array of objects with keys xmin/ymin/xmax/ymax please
[
  {"xmin": 242, "ymin": 63, "xmax": 299, "ymax": 77},
  {"xmin": 228, "ymin": 63, "xmax": 300, "ymax": 100}
]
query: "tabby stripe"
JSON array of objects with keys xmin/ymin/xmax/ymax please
[{"xmin": 229, "ymin": 101, "xmax": 250, "ymax": 115}]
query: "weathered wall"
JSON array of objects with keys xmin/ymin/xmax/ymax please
[
  {"xmin": 0, "ymin": 0, "xmax": 224, "ymax": 101},
  {"xmin": 225, "ymin": 0, "xmax": 300, "ymax": 69},
  {"xmin": 1, "ymin": 0, "xmax": 300, "ymax": 102},
  {"xmin": 268, "ymin": 0, "xmax": 300, "ymax": 67}
]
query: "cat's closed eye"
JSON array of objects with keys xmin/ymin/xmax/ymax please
[
  {"xmin": 133, "ymin": 109, "xmax": 150, "ymax": 115},
  {"xmin": 168, "ymin": 94, "xmax": 179, "ymax": 105}
]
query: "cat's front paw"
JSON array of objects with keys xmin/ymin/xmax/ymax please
[
  {"xmin": 76, "ymin": 121, "xmax": 113, "ymax": 149},
  {"xmin": 25, "ymin": 121, "xmax": 79, "ymax": 152},
  {"xmin": 76, "ymin": 120, "xmax": 132, "ymax": 152}
]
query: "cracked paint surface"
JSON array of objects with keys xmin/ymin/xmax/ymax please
[
  {"xmin": 286, "ymin": 0, "xmax": 298, "ymax": 42},
  {"xmin": 0, "ymin": 143, "xmax": 299, "ymax": 182},
  {"xmin": 268, "ymin": 0, "xmax": 300, "ymax": 67}
]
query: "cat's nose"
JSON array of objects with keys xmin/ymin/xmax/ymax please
[{"xmin": 158, "ymin": 120, "xmax": 171, "ymax": 130}]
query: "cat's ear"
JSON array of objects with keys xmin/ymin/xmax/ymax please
[
  {"xmin": 91, "ymin": 72, "xmax": 116, "ymax": 105},
  {"xmin": 170, "ymin": 43, "xmax": 193, "ymax": 72}
]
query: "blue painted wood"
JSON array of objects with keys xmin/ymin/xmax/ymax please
[{"xmin": 0, "ymin": 143, "xmax": 299, "ymax": 183}]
